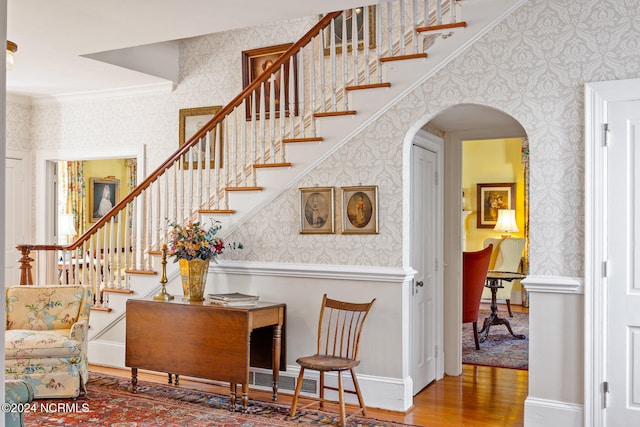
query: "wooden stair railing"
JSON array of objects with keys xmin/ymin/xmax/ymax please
[{"xmin": 17, "ymin": 0, "xmax": 467, "ymax": 303}]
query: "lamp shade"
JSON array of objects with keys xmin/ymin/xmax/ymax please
[
  {"xmin": 493, "ymin": 209, "xmax": 519, "ymax": 234},
  {"xmin": 58, "ymin": 214, "xmax": 77, "ymax": 240}
]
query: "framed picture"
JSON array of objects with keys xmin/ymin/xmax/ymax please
[
  {"xmin": 323, "ymin": 5, "xmax": 377, "ymax": 55},
  {"xmin": 300, "ymin": 187, "xmax": 335, "ymax": 234},
  {"xmin": 341, "ymin": 185, "xmax": 378, "ymax": 234},
  {"xmin": 178, "ymin": 105, "xmax": 223, "ymax": 169},
  {"xmin": 242, "ymin": 43, "xmax": 298, "ymax": 119},
  {"xmin": 476, "ymin": 183, "xmax": 516, "ymax": 228},
  {"xmin": 89, "ymin": 177, "xmax": 120, "ymax": 222}
]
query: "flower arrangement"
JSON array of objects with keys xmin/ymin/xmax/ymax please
[{"xmin": 166, "ymin": 220, "xmax": 242, "ymax": 262}]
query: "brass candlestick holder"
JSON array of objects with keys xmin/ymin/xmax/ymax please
[{"xmin": 153, "ymin": 244, "xmax": 174, "ymax": 301}]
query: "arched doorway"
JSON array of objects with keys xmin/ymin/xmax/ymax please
[{"xmin": 409, "ymin": 103, "xmax": 527, "ymax": 377}]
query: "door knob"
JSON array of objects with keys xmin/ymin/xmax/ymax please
[{"xmin": 416, "ymin": 281, "xmax": 424, "ymax": 287}]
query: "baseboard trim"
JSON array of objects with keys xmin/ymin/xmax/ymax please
[
  {"xmin": 89, "ymin": 340, "xmax": 125, "ymax": 368},
  {"xmin": 524, "ymin": 397, "xmax": 584, "ymax": 427}
]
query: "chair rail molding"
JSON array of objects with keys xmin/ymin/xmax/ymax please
[
  {"xmin": 521, "ymin": 275, "xmax": 584, "ymax": 294},
  {"xmin": 212, "ymin": 260, "xmax": 416, "ymax": 283}
]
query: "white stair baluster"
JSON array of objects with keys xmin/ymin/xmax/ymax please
[{"xmin": 330, "ymin": 17, "xmax": 337, "ymax": 111}]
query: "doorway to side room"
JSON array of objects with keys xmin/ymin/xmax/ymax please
[{"xmin": 412, "ymin": 103, "xmax": 528, "ymax": 380}]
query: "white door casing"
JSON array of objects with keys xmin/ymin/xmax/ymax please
[
  {"xmin": 5, "ymin": 156, "xmax": 29, "ymax": 285},
  {"xmin": 604, "ymin": 100, "xmax": 640, "ymax": 425},
  {"xmin": 410, "ymin": 130, "xmax": 444, "ymax": 393},
  {"xmin": 585, "ymin": 78, "xmax": 640, "ymax": 427}
]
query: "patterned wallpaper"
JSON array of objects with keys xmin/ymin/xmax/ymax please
[
  {"xmin": 6, "ymin": 98, "xmax": 31, "ymax": 151},
  {"xmin": 13, "ymin": 0, "xmax": 640, "ymax": 277},
  {"xmin": 227, "ymin": 0, "xmax": 640, "ymax": 277}
]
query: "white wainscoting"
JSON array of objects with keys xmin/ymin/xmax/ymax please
[
  {"xmin": 89, "ymin": 260, "xmax": 416, "ymax": 412},
  {"xmin": 522, "ymin": 275, "xmax": 584, "ymax": 427}
]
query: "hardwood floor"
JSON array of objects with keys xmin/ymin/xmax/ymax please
[{"xmin": 91, "ymin": 303, "xmax": 528, "ymax": 426}]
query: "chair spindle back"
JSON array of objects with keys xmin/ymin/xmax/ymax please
[{"xmin": 316, "ymin": 294, "xmax": 376, "ymax": 361}]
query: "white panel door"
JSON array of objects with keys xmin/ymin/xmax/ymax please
[
  {"xmin": 5, "ymin": 158, "xmax": 27, "ymax": 285},
  {"xmin": 410, "ymin": 143, "xmax": 438, "ymax": 394},
  {"xmin": 607, "ymin": 100, "xmax": 640, "ymax": 425}
]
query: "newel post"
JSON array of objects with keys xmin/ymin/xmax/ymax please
[{"xmin": 17, "ymin": 245, "xmax": 34, "ymax": 286}]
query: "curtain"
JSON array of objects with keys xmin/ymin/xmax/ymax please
[
  {"xmin": 64, "ymin": 161, "xmax": 87, "ymax": 239},
  {"xmin": 125, "ymin": 158, "xmax": 137, "ymax": 192},
  {"xmin": 520, "ymin": 137, "xmax": 530, "ymax": 306},
  {"xmin": 125, "ymin": 159, "xmax": 137, "ymax": 231}
]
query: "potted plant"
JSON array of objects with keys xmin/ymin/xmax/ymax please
[{"xmin": 166, "ymin": 220, "xmax": 241, "ymax": 301}]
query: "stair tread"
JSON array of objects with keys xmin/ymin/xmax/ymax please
[
  {"xmin": 380, "ymin": 53, "xmax": 428, "ymax": 63},
  {"xmin": 124, "ymin": 269, "xmax": 157, "ymax": 275},
  {"xmin": 225, "ymin": 186, "xmax": 263, "ymax": 191},
  {"xmin": 199, "ymin": 209, "xmax": 236, "ymax": 214},
  {"xmin": 282, "ymin": 137, "xmax": 324, "ymax": 143},
  {"xmin": 416, "ymin": 21, "xmax": 468, "ymax": 33},
  {"xmin": 102, "ymin": 288, "xmax": 134, "ymax": 294},
  {"xmin": 346, "ymin": 82, "xmax": 392, "ymax": 91},
  {"xmin": 314, "ymin": 110, "xmax": 357, "ymax": 118},
  {"xmin": 254, "ymin": 162, "xmax": 293, "ymax": 169}
]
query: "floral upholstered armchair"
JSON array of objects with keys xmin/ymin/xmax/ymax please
[{"xmin": 5, "ymin": 284, "xmax": 92, "ymax": 398}]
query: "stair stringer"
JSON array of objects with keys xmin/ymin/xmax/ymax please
[{"xmin": 210, "ymin": 0, "xmax": 526, "ymax": 236}]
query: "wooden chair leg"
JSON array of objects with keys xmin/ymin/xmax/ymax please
[
  {"xmin": 506, "ymin": 299, "xmax": 513, "ymax": 317},
  {"xmin": 319, "ymin": 371, "xmax": 325, "ymax": 410},
  {"xmin": 289, "ymin": 367, "xmax": 305, "ymax": 418},
  {"xmin": 350, "ymin": 368, "xmax": 367, "ymax": 417},
  {"xmin": 473, "ymin": 321, "xmax": 480, "ymax": 350},
  {"xmin": 337, "ymin": 370, "xmax": 346, "ymax": 427}
]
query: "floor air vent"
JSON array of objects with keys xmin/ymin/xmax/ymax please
[{"xmin": 253, "ymin": 372, "xmax": 316, "ymax": 394}]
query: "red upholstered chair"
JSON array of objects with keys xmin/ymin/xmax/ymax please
[{"xmin": 462, "ymin": 245, "xmax": 493, "ymax": 350}]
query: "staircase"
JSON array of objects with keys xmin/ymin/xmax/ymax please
[{"xmin": 17, "ymin": 0, "xmax": 523, "ymax": 371}]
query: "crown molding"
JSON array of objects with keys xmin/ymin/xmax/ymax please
[{"xmin": 28, "ymin": 81, "xmax": 174, "ymax": 106}]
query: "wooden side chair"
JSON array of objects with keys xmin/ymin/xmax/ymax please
[
  {"xmin": 462, "ymin": 245, "xmax": 493, "ymax": 350},
  {"xmin": 289, "ymin": 294, "xmax": 376, "ymax": 427}
]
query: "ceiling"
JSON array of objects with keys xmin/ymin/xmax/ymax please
[
  {"xmin": 6, "ymin": 0, "xmax": 374, "ymax": 98},
  {"xmin": 6, "ymin": 1, "xmax": 527, "ymax": 138}
]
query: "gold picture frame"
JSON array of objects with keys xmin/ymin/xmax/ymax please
[
  {"xmin": 323, "ymin": 5, "xmax": 377, "ymax": 55},
  {"xmin": 178, "ymin": 105, "xmax": 223, "ymax": 169},
  {"xmin": 89, "ymin": 177, "xmax": 120, "ymax": 223},
  {"xmin": 476, "ymin": 182, "xmax": 516, "ymax": 228},
  {"xmin": 300, "ymin": 187, "xmax": 335, "ymax": 234},
  {"xmin": 242, "ymin": 43, "xmax": 298, "ymax": 119},
  {"xmin": 341, "ymin": 185, "xmax": 378, "ymax": 234}
]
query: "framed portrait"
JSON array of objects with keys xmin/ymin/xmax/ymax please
[
  {"xmin": 476, "ymin": 183, "xmax": 516, "ymax": 228},
  {"xmin": 300, "ymin": 187, "xmax": 335, "ymax": 234},
  {"xmin": 242, "ymin": 43, "xmax": 298, "ymax": 119},
  {"xmin": 178, "ymin": 105, "xmax": 223, "ymax": 169},
  {"xmin": 341, "ymin": 185, "xmax": 378, "ymax": 234},
  {"xmin": 89, "ymin": 177, "xmax": 120, "ymax": 222},
  {"xmin": 323, "ymin": 5, "xmax": 377, "ymax": 55}
]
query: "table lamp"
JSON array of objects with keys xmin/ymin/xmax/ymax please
[
  {"xmin": 58, "ymin": 213, "xmax": 77, "ymax": 244},
  {"xmin": 494, "ymin": 209, "xmax": 518, "ymax": 238}
]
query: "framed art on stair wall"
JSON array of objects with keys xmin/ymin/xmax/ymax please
[
  {"xmin": 242, "ymin": 43, "xmax": 298, "ymax": 119},
  {"xmin": 341, "ymin": 185, "xmax": 378, "ymax": 234},
  {"xmin": 299, "ymin": 187, "xmax": 335, "ymax": 234},
  {"xmin": 178, "ymin": 105, "xmax": 223, "ymax": 170}
]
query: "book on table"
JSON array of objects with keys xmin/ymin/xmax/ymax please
[{"xmin": 205, "ymin": 292, "xmax": 259, "ymax": 306}]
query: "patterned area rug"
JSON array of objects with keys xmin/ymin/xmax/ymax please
[
  {"xmin": 24, "ymin": 372, "xmax": 418, "ymax": 427},
  {"xmin": 462, "ymin": 309, "xmax": 529, "ymax": 370}
]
